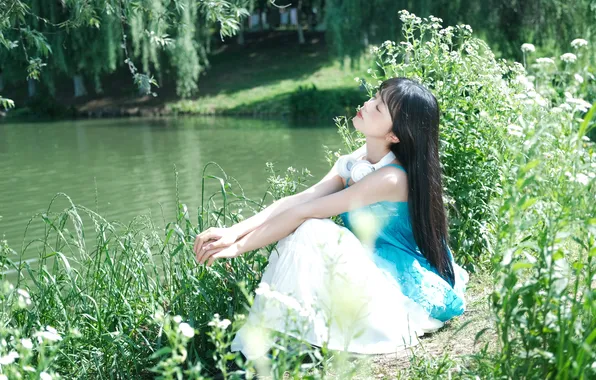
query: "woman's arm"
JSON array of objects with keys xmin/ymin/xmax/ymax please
[
  {"xmin": 198, "ymin": 166, "xmax": 405, "ymax": 265},
  {"xmin": 229, "ymin": 163, "xmax": 344, "ymax": 238},
  {"xmin": 195, "ymin": 163, "xmax": 344, "ymax": 262}
]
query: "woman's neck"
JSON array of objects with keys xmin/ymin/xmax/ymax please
[{"xmin": 364, "ymin": 140, "xmax": 392, "ymax": 164}]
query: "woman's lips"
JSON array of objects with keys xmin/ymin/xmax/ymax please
[{"xmin": 357, "ymin": 110, "xmax": 363, "ymax": 118}]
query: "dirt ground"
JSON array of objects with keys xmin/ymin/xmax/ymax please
[{"xmin": 350, "ymin": 272, "xmax": 497, "ymax": 379}]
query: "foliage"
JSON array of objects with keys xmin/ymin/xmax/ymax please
[
  {"xmin": 323, "ymin": 0, "xmax": 595, "ymax": 64},
  {"xmin": 1, "ymin": 11, "xmax": 595, "ymax": 379},
  {"xmin": 0, "ymin": 0, "xmax": 255, "ymax": 103},
  {"xmin": 289, "ymin": 84, "xmax": 365, "ymax": 120}
]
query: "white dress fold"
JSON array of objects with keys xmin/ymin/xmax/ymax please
[{"xmin": 230, "ymin": 218, "xmax": 444, "ymax": 360}]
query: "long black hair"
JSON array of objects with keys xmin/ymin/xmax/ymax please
[{"xmin": 379, "ymin": 77, "xmax": 455, "ymax": 286}]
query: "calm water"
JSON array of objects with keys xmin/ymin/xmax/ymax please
[{"xmin": 0, "ymin": 116, "xmax": 344, "ymax": 261}]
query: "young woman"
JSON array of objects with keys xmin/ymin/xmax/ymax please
[{"xmin": 193, "ymin": 77, "xmax": 469, "ymax": 359}]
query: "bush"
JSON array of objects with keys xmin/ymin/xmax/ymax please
[{"xmin": 289, "ymin": 84, "xmax": 364, "ymax": 120}]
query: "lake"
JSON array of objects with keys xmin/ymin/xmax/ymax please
[{"xmin": 0, "ymin": 116, "xmax": 346, "ymax": 263}]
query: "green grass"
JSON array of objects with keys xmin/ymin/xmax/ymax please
[{"xmin": 166, "ymin": 31, "xmax": 368, "ymax": 117}]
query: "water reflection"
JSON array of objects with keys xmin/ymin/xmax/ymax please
[{"xmin": 0, "ymin": 116, "xmax": 344, "ymax": 261}]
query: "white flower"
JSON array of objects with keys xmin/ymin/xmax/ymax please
[
  {"xmin": 507, "ymin": 124, "xmax": 524, "ymax": 137},
  {"xmin": 575, "ymin": 173, "xmax": 589, "ymax": 185},
  {"xmin": 40, "ymin": 372, "xmax": 52, "ymax": 380},
  {"xmin": 550, "ymin": 106, "xmax": 563, "ymax": 114},
  {"xmin": 354, "ymin": 77, "xmax": 360, "ymax": 82},
  {"xmin": 153, "ymin": 310, "xmax": 164, "ymax": 321},
  {"xmin": 21, "ymin": 338, "xmax": 33, "ymax": 350},
  {"xmin": 571, "ymin": 39, "xmax": 588, "ymax": 49},
  {"xmin": 0, "ymin": 375, "xmax": 7, "ymax": 380},
  {"xmin": 515, "ymin": 75, "xmax": 534, "ymax": 91},
  {"xmin": 574, "ymin": 74, "xmax": 584, "ymax": 83},
  {"xmin": 178, "ymin": 322, "xmax": 195, "ymax": 338},
  {"xmin": 565, "ymin": 97, "xmax": 592, "ymax": 113},
  {"xmin": 17, "ymin": 289, "xmax": 30, "ymax": 299},
  {"xmin": 173, "ymin": 315, "xmax": 182, "ymax": 324},
  {"xmin": 536, "ymin": 57, "xmax": 555, "ymax": 65},
  {"xmin": 560, "ymin": 53, "xmax": 577, "ymax": 63},
  {"xmin": 37, "ymin": 326, "xmax": 62, "ymax": 342},
  {"xmin": 521, "ymin": 43, "xmax": 535, "ymax": 53},
  {"xmin": 219, "ymin": 319, "xmax": 231, "ymax": 330},
  {"xmin": 0, "ymin": 351, "xmax": 19, "ymax": 365}
]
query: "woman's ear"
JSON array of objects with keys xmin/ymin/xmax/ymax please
[{"xmin": 387, "ymin": 133, "xmax": 400, "ymax": 144}]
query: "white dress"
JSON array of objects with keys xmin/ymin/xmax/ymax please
[{"xmin": 230, "ymin": 218, "xmax": 444, "ymax": 360}]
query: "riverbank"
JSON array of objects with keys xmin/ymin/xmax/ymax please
[{"xmin": 2, "ymin": 31, "xmax": 368, "ymax": 122}]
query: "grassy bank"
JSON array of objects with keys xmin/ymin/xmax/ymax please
[{"xmin": 3, "ymin": 31, "xmax": 368, "ymax": 122}]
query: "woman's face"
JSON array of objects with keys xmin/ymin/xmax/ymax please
[{"xmin": 352, "ymin": 91, "xmax": 398, "ymax": 143}]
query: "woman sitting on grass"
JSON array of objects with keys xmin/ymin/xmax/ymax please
[{"xmin": 193, "ymin": 77, "xmax": 469, "ymax": 359}]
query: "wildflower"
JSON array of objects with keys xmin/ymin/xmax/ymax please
[
  {"xmin": 17, "ymin": 288, "xmax": 30, "ymax": 299},
  {"xmin": 565, "ymin": 97, "xmax": 592, "ymax": 113},
  {"xmin": 560, "ymin": 53, "xmax": 577, "ymax": 63},
  {"xmin": 219, "ymin": 319, "xmax": 232, "ymax": 330},
  {"xmin": 521, "ymin": 43, "xmax": 535, "ymax": 53},
  {"xmin": 173, "ymin": 315, "xmax": 182, "ymax": 324},
  {"xmin": 550, "ymin": 107, "xmax": 562, "ymax": 114},
  {"xmin": 354, "ymin": 77, "xmax": 360, "ymax": 83},
  {"xmin": 178, "ymin": 322, "xmax": 195, "ymax": 338},
  {"xmin": 575, "ymin": 173, "xmax": 589, "ymax": 185},
  {"xmin": 536, "ymin": 57, "xmax": 555, "ymax": 65},
  {"xmin": 21, "ymin": 338, "xmax": 33, "ymax": 350},
  {"xmin": 574, "ymin": 74, "xmax": 584, "ymax": 83},
  {"xmin": 153, "ymin": 310, "xmax": 164, "ymax": 321},
  {"xmin": 0, "ymin": 351, "xmax": 19, "ymax": 365},
  {"xmin": 571, "ymin": 38, "xmax": 588, "ymax": 49},
  {"xmin": 507, "ymin": 124, "xmax": 524, "ymax": 137},
  {"xmin": 0, "ymin": 375, "xmax": 7, "ymax": 380},
  {"xmin": 40, "ymin": 372, "xmax": 52, "ymax": 380},
  {"xmin": 37, "ymin": 326, "xmax": 62, "ymax": 342}
]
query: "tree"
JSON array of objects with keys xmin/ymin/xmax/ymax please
[{"xmin": 0, "ymin": 0, "xmax": 261, "ymax": 107}]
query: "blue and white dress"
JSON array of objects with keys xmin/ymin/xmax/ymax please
[{"xmin": 231, "ymin": 163, "xmax": 468, "ymax": 359}]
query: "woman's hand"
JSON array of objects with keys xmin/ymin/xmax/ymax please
[
  {"xmin": 193, "ymin": 227, "xmax": 241, "ymax": 263},
  {"xmin": 197, "ymin": 243, "xmax": 243, "ymax": 267}
]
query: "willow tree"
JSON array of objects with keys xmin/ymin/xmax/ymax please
[
  {"xmin": 323, "ymin": 0, "xmax": 595, "ymax": 65},
  {"xmin": 0, "ymin": 0, "xmax": 257, "ymax": 106},
  {"xmin": 323, "ymin": 0, "xmax": 404, "ymax": 67}
]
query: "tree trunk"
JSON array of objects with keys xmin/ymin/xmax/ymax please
[
  {"xmin": 73, "ymin": 74, "xmax": 88, "ymax": 97},
  {"xmin": 28, "ymin": 78, "xmax": 36, "ymax": 98},
  {"xmin": 237, "ymin": 22, "xmax": 245, "ymax": 45},
  {"xmin": 296, "ymin": 1, "xmax": 305, "ymax": 45},
  {"xmin": 297, "ymin": 25, "xmax": 305, "ymax": 44}
]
